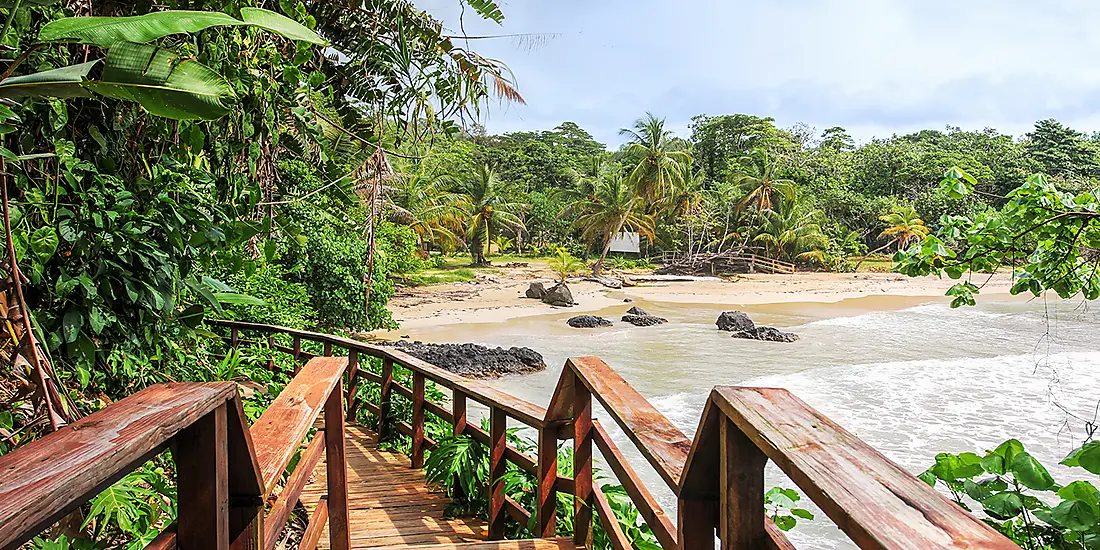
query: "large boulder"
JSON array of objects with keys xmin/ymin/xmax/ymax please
[
  {"xmin": 542, "ymin": 283, "xmax": 575, "ymax": 307},
  {"xmin": 717, "ymin": 311, "xmax": 799, "ymax": 343},
  {"xmin": 716, "ymin": 311, "xmax": 756, "ymax": 333},
  {"xmin": 626, "ymin": 306, "xmax": 649, "ymax": 316},
  {"xmin": 567, "ymin": 315, "xmax": 613, "ymax": 328},
  {"xmin": 379, "ymin": 341, "xmax": 546, "ymax": 378},
  {"xmin": 525, "ymin": 282, "xmax": 547, "ymax": 299},
  {"xmin": 621, "ymin": 314, "xmax": 667, "ymax": 327}
]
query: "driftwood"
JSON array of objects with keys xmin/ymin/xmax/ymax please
[{"xmin": 655, "ymin": 250, "xmax": 795, "ymax": 276}]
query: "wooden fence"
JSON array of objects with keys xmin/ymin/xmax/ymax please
[{"xmin": 0, "ymin": 318, "xmax": 1019, "ymax": 549}]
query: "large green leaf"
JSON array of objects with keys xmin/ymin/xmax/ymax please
[
  {"xmin": 88, "ymin": 42, "xmax": 235, "ymax": 120},
  {"xmin": 39, "ymin": 8, "xmax": 325, "ymax": 47},
  {"xmin": 0, "ymin": 43, "xmax": 235, "ymax": 120},
  {"xmin": 0, "ymin": 60, "xmax": 99, "ymax": 99}
]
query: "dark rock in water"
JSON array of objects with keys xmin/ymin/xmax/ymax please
[
  {"xmin": 379, "ymin": 340, "xmax": 546, "ymax": 378},
  {"xmin": 731, "ymin": 327, "xmax": 800, "ymax": 343},
  {"xmin": 624, "ymin": 298, "xmax": 633, "ymax": 303},
  {"xmin": 525, "ymin": 282, "xmax": 547, "ymax": 299},
  {"xmin": 622, "ymin": 314, "xmax": 667, "ymax": 327},
  {"xmin": 716, "ymin": 311, "xmax": 756, "ymax": 333},
  {"xmin": 626, "ymin": 306, "xmax": 649, "ymax": 316},
  {"xmin": 542, "ymin": 283, "xmax": 575, "ymax": 307},
  {"xmin": 567, "ymin": 315, "xmax": 613, "ymax": 328},
  {"xmin": 717, "ymin": 311, "xmax": 798, "ymax": 342}
]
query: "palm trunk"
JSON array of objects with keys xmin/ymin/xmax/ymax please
[{"xmin": 592, "ymin": 216, "xmax": 627, "ymax": 276}]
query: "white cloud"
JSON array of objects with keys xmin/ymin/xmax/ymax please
[{"xmin": 422, "ymin": 0, "xmax": 1100, "ymax": 145}]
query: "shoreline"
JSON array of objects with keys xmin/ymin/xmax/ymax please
[{"xmin": 380, "ymin": 268, "xmax": 1023, "ymax": 336}]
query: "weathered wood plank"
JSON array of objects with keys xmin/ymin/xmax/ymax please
[
  {"xmin": 0, "ymin": 382, "xmax": 236, "ymax": 550},
  {"xmin": 325, "ymin": 379, "xmax": 351, "ymax": 550},
  {"xmin": 713, "ymin": 386, "xmax": 1019, "ymax": 549},
  {"xmin": 263, "ymin": 435, "xmax": 324, "ymax": 550},
  {"xmin": 591, "ymin": 421, "xmax": 676, "ymax": 550},
  {"xmin": 572, "ymin": 380, "xmax": 593, "ymax": 548},
  {"xmin": 592, "ymin": 484, "xmax": 629, "ymax": 550},
  {"xmin": 536, "ymin": 426, "xmax": 557, "ymax": 537},
  {"xmin": 176, "ymin": 404, "xmax": 230, "ymax": 549},
  {"xmin": 364, "ymin": 539, "xmax": 576, "ymax": 550},
  {"xmin": 301, "ymin": 497, "xmax": 329, "ymax": 550},
  {"xmin": 489, "ymin": 408, "xmax": 508, "ymax": 540},
  {"xmin": 565, "ymin": 356, "xmax": 691, "ymax": 491},
  {"xmin": 250, "ymin": 357, "xmax": 347, "ymax": 494},
  {"xmin": 412, "ymin": 372, "xmax": 426, "ymax": 469}
]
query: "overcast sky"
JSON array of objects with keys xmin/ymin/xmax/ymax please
[{"xmin": 419, "ymin": 1, "xmax": 1100, "ymax": 148}]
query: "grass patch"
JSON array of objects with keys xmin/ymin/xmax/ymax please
[
  {"xmin": 849, "ymin": 256, "xmax": 896, "ymax": 272},
  {"xmin": 401, "ymin": 268, "xmax": 478, "ymax": 286}
]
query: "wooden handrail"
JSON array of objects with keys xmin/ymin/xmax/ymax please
[
  {"xmin": 0, "ymin": 383, "xmax": 261, "ymax": 550},
  {"xmin": 680, "ymin": 387, "xmax": 1020, "ymax": 549},
  {"xmin": 211, "ymin": 320, "xmax": 1019, "ymax": 550}
]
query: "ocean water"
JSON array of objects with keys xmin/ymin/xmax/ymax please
[{"xmin": 407, "ymin": 295, "xmax": 1100, "ymax": 548}]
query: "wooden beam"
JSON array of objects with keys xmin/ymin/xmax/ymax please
[
  {"xmin": 572, "ymin": 381, "xmax": 593, "ymax": 548},
  {"xmin": 250, "ymin": 357, "xmax": 347, "ymax": 495},
  {"xmin": 411, "ymin": 372, "xmax": 426, "ymax": 469},
  {"xmin": 0, "ymin": 383, "xmax": 235, "ymax": 550},
  {"xmin": 345, "ymin": 349, "xmax": 360, "ymax": 421},
  {"xmin": 325, "ymin": 379, "xmax": 350, "ymax": 550},
  {"xmin": 677, "ymin": 498, "xmax": 715, "ymax": 550},
  {"xmin": 592, "ymin": 421, "xmax": 676, "ymax": 549},
  {"xmin": 488, "ymin": 407, "xmax": 507, "ymax": 540},
  {"xmin": 379, "ymin": 357, "xmax": 393, "ymax": 439},
  {"xmin": 176, "ymin": 404, "xmax": 230, "ymax": 550},
  {"xmin": 299, "ymin": 497, "xmax": 329, "ymax": 550},
  {"xmin": 719, "ymin": 416, "xmax": 769, "ymax": 548},
  {"xmin": 592, "ymin": 484, "xmax": 629, "ymax": 550},
  {"xmin": 536, "ymin": 426, "xmax": 558, "ymax": 537},
  {"xmin": 263, "ymin": 436, "xmax": 325, "ymax": 550}
]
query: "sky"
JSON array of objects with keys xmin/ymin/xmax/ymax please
[{"xmin": 418, "ymin": 0, "xmax": 1100, "ymax": 148}]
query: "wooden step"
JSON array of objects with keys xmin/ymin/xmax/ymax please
[{"xmin": 363, "ymin": 537, "xmax": 577, "ymax": 549}]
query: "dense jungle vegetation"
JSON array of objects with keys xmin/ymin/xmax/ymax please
[{"xmin": 0, "ymin": 0, "xmax": 1098, "ymax": 549}]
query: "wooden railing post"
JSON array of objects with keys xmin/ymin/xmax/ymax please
[
  {"xmin": 325, "ymin": 379, "xmax": 351, "ymax": 550},
  {"xmin": 411, "ymin": 372, "xmax": 426, "ymax": 469},
  {"xmin": 345, "ymin": 349, "xmax": 360, "ymax": 421},
  {"xmin": 536, "ymin": 426, "xmax": 558, "ymax": 537},
  {"xmin": 176, "ymin": 403, "xmax": 230, "ymax": 549},
  {"xmin": 292, "ymin": 335, "xmax": 301, "ymax": 373},
  {"xmin": 379, "ymin": 357, "xmax": 393, "ymax": 439},
  {"xmin": 230, "ymin": 327, "xmax": 239, "ymax": 349},
  {"xmin": 324, "ymin": 342, "xmax": 333, "ymax": 357},
  {"xmin": 488, "ymin": 407, "xmax": 507, "ymax": 540},
  {"xmin": 719, "ymin": 416, "xmax": 768, "ymax": 548},
  {"xmin": 678, "ymin": 499, "xmax": 716, "ymax": 550},
  {"xmin": 266, "ymin": 335, "xmax": 275, "ymax": 372},
  {"xmin": 573, "ymin": 382, "xmax": 594, "ymax": 548},
  {"xmin": 451, "ymin": 390, "xmax": 468, "ymax": 501}
]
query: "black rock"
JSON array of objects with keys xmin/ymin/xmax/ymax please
[
  {"xmin": 626, "ymin": 306, "xmax": 649, "ymax": 316},
  {"xmin": 567, "ymin": 315, "xmax": 613, "ymax": 328},
  {"xmin": 624, "ymin": 298, "xmax": 633, "ymax": 303},
  {"xmin": 716, "ymin": 311, "xmax": 756, "ymax": 332},
  {"xmin": 542, "ymin": 283, "xmax": 575, "ymax": 307},
  {"xmin": 621, "ymin": 314, "xmax": 667, "ymax": 327},
  {"xmin": 731, "ymin": 327, "xmax": 800, "ymax": 343},
  {"xmin": 379, "ymin": 341, "xmax": 546, "ymax": 378},
  {"xmin": 525, "ymin": 282, "xmax": 547, "ymax": 299},
  {"xmin": 717, "ymin": 311, "xmax": 798, "ymax": 342}
]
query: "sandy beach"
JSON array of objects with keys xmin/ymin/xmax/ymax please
[{"xmin": 384, "ymin": 262, "xmax": 1021, "ymax": 331}]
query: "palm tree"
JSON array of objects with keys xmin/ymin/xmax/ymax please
[
  {"xmin": 547, "ymin": 248, "xmax": 587, "ymax": 282},
  {"xmin": 386, "ymin": 169, "xmax": 460, "ymax": 252},
  {"xmin": 659, "ymin": 167, "xmax": 707, "ymax": 254},
  {"xmin": 732, "ymin": 149, "xmax": 796, "ymax": 214},
  {"xmin": 570, "ymin": 173, "xmax": 656, "ymax": 276},
  {"xmin": 878, "ymin": 206, "xmax": 930, "ymax": 251},
  {"xmin": 432, "ymin": 165, "xmax": 524, "ymax": 266},
  {"xmin": 619, "ymin": 113, "xmax": 693, "ymax": 201},
  {"xmin": 854, "ymin": 206, "xmax": 929, "ymax": 270},
  {"xmin": 750, "ymin": 195, "xmax": 830, "ymax": 264}
]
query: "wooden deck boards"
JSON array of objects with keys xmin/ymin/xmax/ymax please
[{"xmin": 300, "ymin": 425, "xmax": 497, "ymax": 549}]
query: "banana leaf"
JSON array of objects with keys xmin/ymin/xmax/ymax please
[
  {"xmin": 0, "ymin": 60, "xmax": 98, "ymax": 98},
  {"xmin": 0, "ymin": 43, "xmax": 235, "ymax": 120},
  {"xmin": 88, "ymin": 42, "xmax": 235, "ymax": 120},
  {"xmin": 38, "ymin": 7, "xmax": 325, "ymax": 47}
]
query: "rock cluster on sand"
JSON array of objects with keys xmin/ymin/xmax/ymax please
[
  {"xmin": 620, "ymin": 306, "xmax": 667, "ymax": 326},
  {"xmin": 716, "ymin": 311, "xmax": 799, "ymax": 342},
  {"xmin": 525, "ymin": 282, "xmax": 547, "ymax": 299},
  {"xmin": 567, "ymin": 315, "xmax": 613, "ymax": 328},
  {"xmin": 621, "ymin": 314, "xmax": 666, "ymax": 326},
  {"xmin": 379, "ymin": 341, "xmax": 546, "ymax": 378},
  {"xmin": 541, "ymin": 283, "xmax": 575, "ymax": 307}
]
